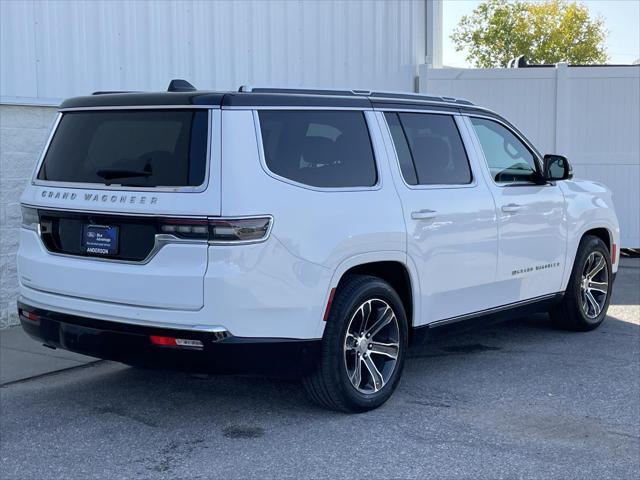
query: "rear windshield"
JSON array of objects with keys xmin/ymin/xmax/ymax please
[{"xmin": 37, "ymin": 110, "xmax": 209, "ymax": 187}]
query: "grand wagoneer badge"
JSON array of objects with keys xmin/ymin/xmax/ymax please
[{"xmin": 40, "ymin": 190, "xmax": 158, "ymax": 205}]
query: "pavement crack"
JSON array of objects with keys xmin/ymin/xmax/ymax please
[
  {"xmin": 0, "ymin": 360, "xmax": 104, "ymax": 388},
  {"xmin": 94, "ymin": 405, "xmax": 158, "ymax": 428},
  {"xmin": 223, "ymin": 424, "xmax": 265, "ymax": 439}
]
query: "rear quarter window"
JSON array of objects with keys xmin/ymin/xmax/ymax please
[{"xmin": 258, "ymin": 110, "xmax": 377, "ymax": 188}]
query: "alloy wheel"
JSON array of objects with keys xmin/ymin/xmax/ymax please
[
  {"xmin": 343, "ymin": 299, "xmax": 400, "ymax": 394},
  {"xmin": 580, "ymin": 251, "xmax": 609, "ymax": 319}
]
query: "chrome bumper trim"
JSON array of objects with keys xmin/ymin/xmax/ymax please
[{"xmin": 17, "ymin": 294, "xmax": 231, "ymax": 337}]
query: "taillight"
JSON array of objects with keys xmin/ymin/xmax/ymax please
[
  {"xmin": 208, "ymin": 217, "xmax": 272, "ymax": 243},
  {"xmin": 21, "ymin": 206, "xmax": 39, "ymax": 231},
  {"xmin": 18, "ymin": 308, "xmax": 40, "ymax": 322},
  {"xmin": 150, "ymin": 335, "xmax": 203, "ymax": 349},
  {"xmin": 159, "ymin": 216, "xmax": 272, "ymax": 244},
  {"xmin": 160, "ymin": 218, "xmax": 209, "ymax": 239}
]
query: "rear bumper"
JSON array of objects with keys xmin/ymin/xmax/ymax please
[
  {"xmin": 18, "ymin": 226, "xmax": 331, "ymax": 339},
  {"xmin": 17, "ymin": 301, "xmax": 321, "ymax": 378}
]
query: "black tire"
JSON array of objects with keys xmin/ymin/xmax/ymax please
[
  {"xmin": 303, "ymin": 275, "xmax": 408, "ymax": 413},
  {"xmin": 551, "ymin": 235, "xmax": 613, "ymax": 331}
]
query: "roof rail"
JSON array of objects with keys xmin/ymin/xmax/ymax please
[
  {"xmin": 239, "ymin": 85, "xmax": 359, "ymax": 96},
  {"xmin": 236, "ymin": 86, "xmax": 473, "ymax": 106},
  {"xmin": 369, "ymin": 90, "xmax": 474, "ymax": 106}
]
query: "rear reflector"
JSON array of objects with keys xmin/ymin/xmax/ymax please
[
  {"xmin": 612, "ymin": 244, "xmax": 617, "ymax": 264},
  {"xmin": 323, "ymin": 288, "xmax": 337, "ymax": 321},
  {"xmin": 150, "ymin": 335, "xmax": 176, "ymax": 346},
  {"xmin": 19, "ymin": 309, "xmax": 40, "ymax": 322},
  {"xmin": 150, "ymin": 335, "xmax": 203, "ymax": 349}
]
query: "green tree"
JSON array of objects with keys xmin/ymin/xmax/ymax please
[{"xmin": 451, "ymin": 0, "xmax": 608, "ymax": 67}]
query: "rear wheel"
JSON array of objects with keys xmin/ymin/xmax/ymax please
[
  {"xmin": 304, "ymin": 275, "xmax": 408, "ymax": 412},
  {"xmin": 551, "ymin": 235, "xmax": 612, "ymax": 331}
]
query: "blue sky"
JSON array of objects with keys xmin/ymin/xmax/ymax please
[{"xmin": 443, "ymin": 0, "xmax": 640, "ymax": 67}]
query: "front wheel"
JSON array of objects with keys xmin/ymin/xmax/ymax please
[
  {"xmin": 551, "ymin": 235, "xmax": 613, "ymax": 331},
  {"xmin": 303, "ymin": 275, "xmax": 408, "ymax": 412}
]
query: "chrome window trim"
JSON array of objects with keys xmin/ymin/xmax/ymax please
[
  {"xmin": 464, "ymin": 113, "xmax": 549, "ymax": 189},
  {"xmin": 32, "ymin": 108, "xmax": 215, "ymax": 193},
  {"xmin": 381, "ymin": 111, "xmax": 479, "ymax": 191},
  {"xmin": 252, "ymin": 109, "xmax": 383, "ymax": 193}
]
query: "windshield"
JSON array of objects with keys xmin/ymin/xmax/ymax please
[{"xmin": 37, "ymin": 109, "xmax": 209, "ymax": 187}]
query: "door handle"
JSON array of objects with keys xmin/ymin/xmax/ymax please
[
  {"xmin": 501, "ymin": 203, "xmax": 522, "ymax": 213},
  {"xmin": 411, "ymin": 209, "xmax": 438, "ymax": 220}
]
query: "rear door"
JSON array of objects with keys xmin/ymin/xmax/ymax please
[
  {"xmin": 378, "ymin": 111, "xmax": 499, "ymax": 326},
  {"xmin": 19, "ymin": 107, "xmax": 220, "ymax": 310},
  {"xmin": 464, "ymin": 115, "xmax": 566, "ymax": 303}
]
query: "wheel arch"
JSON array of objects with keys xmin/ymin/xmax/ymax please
[
  {"xmin": 562, "ymin": 223, "xmax": 618, "ymax": 290},
  {"xmin": 318, "ymin": 252, "xmax": 420, "ymax": 338},
  {"xmin": 582, "ymin": 227, "xmax": 611, "ymax": 251}
]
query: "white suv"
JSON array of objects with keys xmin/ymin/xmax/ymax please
[{"xmin": 17, "ymin": 82, "xmax": 620, "ymax": 412}]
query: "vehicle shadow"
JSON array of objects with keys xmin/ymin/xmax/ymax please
[{"xmin": 12, "ymin": 308, "xmax": 636, "ymax": 422}]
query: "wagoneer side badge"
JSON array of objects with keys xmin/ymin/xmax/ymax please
[{"xmin": 40, "ymin": 190, "xmax": 158, "ymax": 205}]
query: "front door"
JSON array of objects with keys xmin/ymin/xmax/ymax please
[
  {"xmin": 379, "ymin": 111, "xmax": 499, "ymax": 326},
  {"xmin": 466, "ymin": 115, "xmax": 566, "ymax": 304}
]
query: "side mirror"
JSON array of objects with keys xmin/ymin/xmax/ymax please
[{"xmin": 543, "ymin": 154, "xmax": 573, "ymax": 181}]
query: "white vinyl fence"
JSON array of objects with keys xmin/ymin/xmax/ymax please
[{"xmin": 420, "ymin": 63, "xmax": 640, "ymax": 248}]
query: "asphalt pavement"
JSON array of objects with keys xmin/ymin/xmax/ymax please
[{"xmin": 1, "ymin": 258, "xmax": 638, "ymax": 479}]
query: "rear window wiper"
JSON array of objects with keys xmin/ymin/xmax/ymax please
[{"xmin": 96, "ymin": 167, "xmax": 152, "ymax": 184}]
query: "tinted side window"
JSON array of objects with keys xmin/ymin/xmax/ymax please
[
  {"xmin": 470, "ymin": 117, "xmax": 537, "ymax": 183},
  {"xmin": 384, "ymin": 112, "xmax": 418, "ymax": 185},
  {"xmin": 391, "ymin": 113, "xmax": 472, "ymax": 185},
  {"xmin": 258, "ymin": 111, "xmax": 377, "ymax": 188}
]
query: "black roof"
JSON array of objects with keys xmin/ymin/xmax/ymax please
[
  {"xmin": 60, "ymin": 83, "xmax": 476, "ymax": 111},
  {"xmin": 60, "ymin": 91, "xmax": 228, "ymax": 109}
]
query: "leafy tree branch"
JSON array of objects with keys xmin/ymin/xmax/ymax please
[{"xmin": 451, "ymin": 0, "xmax": 608, "ymax": 67}]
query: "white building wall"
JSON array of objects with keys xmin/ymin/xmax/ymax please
[
  {"xmin": 421, "ymin": 64, "xmax": 640, "ymax": 248},
  {"xmin": 0, "ymin": 106, "xmax": 58, "ymax": 327},
  {"xmin": 1, "ymin": 0, "xmax": 428, "ymax": 103}
]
